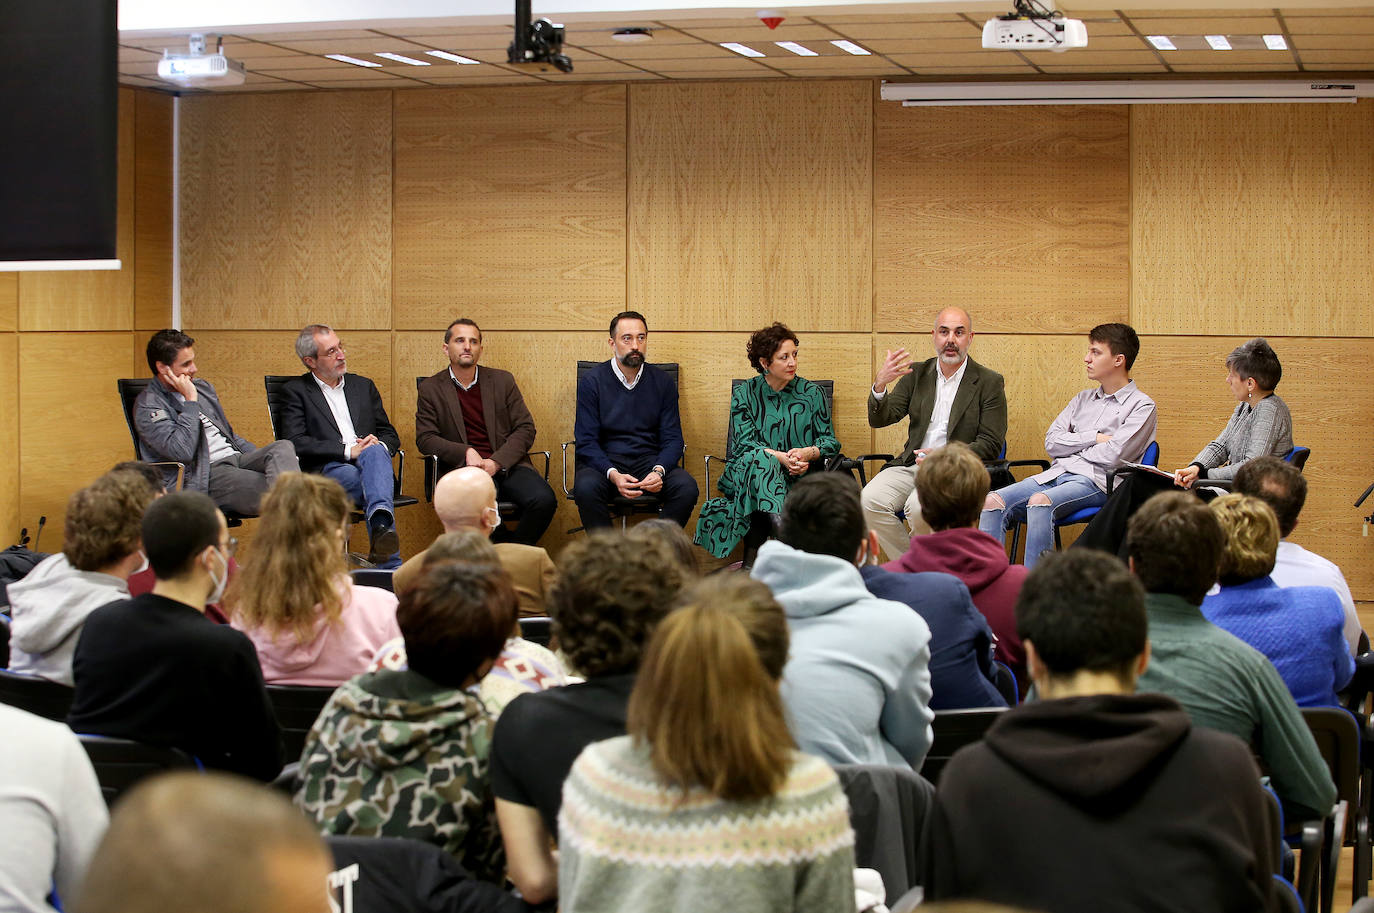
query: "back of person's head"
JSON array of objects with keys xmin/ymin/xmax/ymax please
[
  {"xmin": 1016, "ymin": 550, "xmax": 1146, "ymax": 686},
  {"xmin": 433, "ymin": 467, "xmax": 499, "ymax": 533},
  {"xmin": 64, "ymin": 472, "xmax": 159, "ymax": 572},
  {"xmin": 1210, "ymin": 493, "xmax": 1280, "ymax": 586},
  {"xmin": 627, "ymin": 519, "xmax": 700, "ymax": 577},
  {"xmin": 397, "ymin": 561, "xmax": 515, "ymax": 689},
  {"xmin": 145, "ymin": 329, "xmax": 194, "ymax": 373},
  {"xmin": 108, "ymin": 461, "xmax": 167, "ymax": 497},
  {"xmin": 141, "ymin": 491, "xmax": 223, "ymax": 581},
  {"xmin": 916, "ymin": 442, "xmax": 990, "ymax": 532},
  {"xmin": 1234, "ymin": 456, "xmax": 1306, "ymax": 538},
  {"xmin": 1226, "ymin": 337, "xmax": 1282, "ymax": 391},
  {"xmin": 1126, "ymin": 491, "xmax": 1224, "ymax": 604},
  {"xmin": 779, "ymin": 472, "xmax": 865, "ymax": 561},
  {"xmin": 225, "ymin": 473, "xmax": 351, "ymax": 642},
  {"xmin": 627, "ymin": 574, "xmax": 795, "ymax": 801},
  {"xmin": 551, "ymin": 532, "xmax": 685, "ymax": 678},
  {"xmin": 420, "ymin": 529, "xmax": 500, "ymax": 569},
  {"xmin": 71, "ymin": 772, "xmax": 332, "ymax": 913},
  {"xmin": 1089, "ymin": 322, "xmax": 1140, "ymax": 371}
]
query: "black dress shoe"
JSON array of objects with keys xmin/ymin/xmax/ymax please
[{"xmin": 368, "ymin": 512, "xmax": 399, "ymax": 565}]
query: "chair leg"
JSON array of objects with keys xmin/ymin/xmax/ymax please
[{"xmin": 1008, "ymin": 523, "xmax": 1021, "ymax": 564}]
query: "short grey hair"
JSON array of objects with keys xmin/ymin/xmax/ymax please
[{"xmin": 295, "ymin": 324, "xmax": 332, "ymax": 364}]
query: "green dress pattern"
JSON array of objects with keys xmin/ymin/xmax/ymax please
[{"xmin": 693, "ymin": 375, "xmax": 840, "ymax": 558}]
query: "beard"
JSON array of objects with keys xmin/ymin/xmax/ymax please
[
  {"xmin": 938, "ymin": 346, "xmax": 963, "ymax": 365},
  {"xmin": 620, "ymin": 351, "xmax": 644, "ymax": 368}
]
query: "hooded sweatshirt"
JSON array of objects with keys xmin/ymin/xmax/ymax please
[
  {"xmin": 884, "ymin": 526, "xmax": 1027, "ymax": 686},
  {"xmin": 921, "ymin": 693, "xmax": 1281, "ymax": 913},
  {"xmin": 233, "ymin": 578, "xmax": 400, "ymax": 686},
  {"xmin": 295, "ymin": 668, "xmax": 505, "ymax": 883},
  {"xmin": 750, "ymin": 540, "xmax": 934, "ymax": 770},
  {"xmin": 7, "ymin": 553, "xmax": 128, "ymax": 686}
]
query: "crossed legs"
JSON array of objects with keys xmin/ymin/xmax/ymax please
[{"xmin": 978, "ymin": 473, "xmax": 1106, "ymax": 569}]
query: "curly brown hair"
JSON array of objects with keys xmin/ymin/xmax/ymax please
[
  {"xmin": 64, "ymin": 472, "xmax": 160, "ymax": 572},
  {"xmin": 746, "ymin": 322, "xmax": 799, "ymax": 375},
  {"xmin": 550, "ymin": 531, "xmax": 687, "ymax": 678}
]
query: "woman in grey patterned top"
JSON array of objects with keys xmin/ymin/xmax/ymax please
[{"xmin": 1174, "ymin": 338, "xmax": 1293, "ymax": 486}]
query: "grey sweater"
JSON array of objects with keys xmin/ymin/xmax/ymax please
[{"xmin": 1192, "ymin": 393, "xmax": 1292, "ymax": 481}]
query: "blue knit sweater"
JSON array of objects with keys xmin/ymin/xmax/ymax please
[{"xmin": 573, "ymin": 361, "xmax": 684, "ymax": 475}]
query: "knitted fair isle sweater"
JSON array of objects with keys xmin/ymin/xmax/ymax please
[{"xmin": 558, "ymin": 736, "xmax": 855, "ymax": 913}]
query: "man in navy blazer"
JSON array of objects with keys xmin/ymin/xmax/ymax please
[{"xmin": 281, "ymin": 324, "xmax": 402, "ymax": 565}]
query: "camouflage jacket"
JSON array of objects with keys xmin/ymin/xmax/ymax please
[{"xmin": 294, "ymin": 668, "xmax": 505, "ymax": 883}]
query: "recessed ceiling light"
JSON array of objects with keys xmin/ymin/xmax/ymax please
[
  {"xmin": 376, "ymin": 52, "xmax": 431, "ymax": 66},
  {"xmin": 325, "ymin": 54, "xmax": 382, "ymax": 68},
  {"xmin": 1205, "ymin": 34, "xmax": 1232, "ymax": 50},
  {"xmin": 1146, "ymin": 35, "xmax": 1176, "ymax": 51},
  {"xmin": 1263, "ymin": 34, "xmax": 1288, "ymax": 50},
  {"xmin": 830, "ymin": 39, "xmax": 872, "ymax": 55},
  {"xmin": 425, "ymin": 50, "xmax": 480, "ymax": 64},
  {"xmin": 612, "ymin": 27, "xmax": 653, "ymax": 43},
  {"xmin": 775, "ymin": 41, "xmax": 818, "ymax": 56},
  {"xmin": 721, "ymin": 42, "xmax": 766, "ymax": 58}
]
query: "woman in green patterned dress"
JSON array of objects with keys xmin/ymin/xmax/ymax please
[{"xmin": 693, "ymin": 323, "xmax": 840, "ymax": 558}]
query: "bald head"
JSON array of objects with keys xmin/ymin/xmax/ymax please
[
  {"xmin": 933, "ymin": 307, "xmax": 974, "ymax": 371},
  {"xmin": 934, "ymin": 307, "xmax": 972, "ymax": 334},
  {"xmin": 433, "ymin": 466, "xmax": 499, "ymax": 534}
]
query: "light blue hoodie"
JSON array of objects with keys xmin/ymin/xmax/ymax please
[{"xmin": 750, "ymin": 540, "xmax": 934, "ymax": 770}]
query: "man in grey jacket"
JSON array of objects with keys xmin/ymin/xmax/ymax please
[{"xmin": 134, "ymin": 329, "xmax": 298, "ymax": 516}]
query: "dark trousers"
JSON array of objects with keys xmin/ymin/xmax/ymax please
[
  {"xmin": 1073, "ymin": 471, "xmax": 1219, "ymax": 559},
  {"xmin": 572, "ymin": 459, "xmax": 699, "ymax": 530},
  {"xmin": 493, "ymin": 463, "xmax": 558, "ymax": 545}
]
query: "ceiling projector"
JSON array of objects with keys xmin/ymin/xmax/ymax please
[
  {"xmin": 157, "ymin": 34, "xmax": 246, "ymax": 87},
  {"xmin": 983, "ymin": 1, "xmax": 1087, "ymax": 52}
]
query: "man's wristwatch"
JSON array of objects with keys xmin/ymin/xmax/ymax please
[{"xmin": 651, "ymin": 465, "xmax": 666, "ymax": 478}]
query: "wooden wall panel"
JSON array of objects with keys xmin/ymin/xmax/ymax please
[
  {"xmin": 179, "ymin": 92, "xmax": 392, "ymax": 330},
  {"xmin": 18, "ymin": 89, "xmax": 137, "ymax": 331},
  {"xmin": 875, "ymin": 103, "xmax": 1130, "ymax": 334},
  {"xmin": 393, "ymin": 85, "xmax": 626, "ymax": 332},
  {"xmin": 1132, "ymin": 102, "xmax": 1374, "ymax": 336},
  {"xmin": 135, "ymin": 90, "xmax": 174, "ymax": 331},
  {"xmin": 0, "ymin": 335, "xmax": 17, "ymax": 543},
  {"xmin": 20, "ymin": 333, "xmax": 140, "ymax": 547},
  {"xmin": 629, "ymin": 81, "xmax": 872, "ymax": 333},
  {"xmin": 0, "ymin": 275, "xmax": 16, "ymax": 332}
]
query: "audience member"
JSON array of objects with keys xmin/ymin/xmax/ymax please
[
  {"xmin": 693, "ymin": 322, "xmax": 840, "ymax": 559},
  {"xmin": 0, "ymin": 705, "xmax": 108, "ymax": 913},
  {"xmin": 980, "ymin": 323, "xmax": 1156, "ymax": 568},
  {"xmin": 1237, "ymin": 456, "xmax": 1363, "ymax": 654},
  {"xmin": 68, "ymin": 491, "xmax": 283, "ymax": 781},
  {"xmin": 281, "ymin": 324, "xmax": 403, "ymax": 566},
  {"xmin": 227, "ymin": 473, "xmax": 400, "ymax": 686},
  {"xmin": 296, "ymin": 561, "xmax": 511, "ymax": 883},
  {"xmin": 886, "ymin": 442, "xmax": 1027, "ymax": 688},
  {"xmin": 72, "ymin": 772, "xmax": 332, "ymax": 913},
  {"xmin": 559, "ymin": 575, "xmax": 855, "ymax": 913},
  {"xmin": 415, "ymin": 317, "xmax": 556, "ymax": 546},
  {"xmin": 1128, "ymin": 492, "xmax": 1335, "ymax": 821},
  {"xmin": 133, "ymin": 329, "xmax": 298, "ymax": 516},
  {"xmin": 922, "ymin": 552, "xmax": 1280, "ymax": 912},
  {"xmin": 628, "ymin": 518, "xmax": 701, "ymax": 577},
  {"xmin": 8, "ymin": 470, "xmax": 158, "ymax": 684},
  {"xmin": 862, "ymin": 307, "xmax": 1007, "ymax": 560},
  {"xmin": 1203, "ymin": 494, "xmax": 1352, "ymax": 707},
  {"xmin": 393, "ymin": 466, "xmax": 555, "ymax": 615},
  {"xmin": 491, "ymin": 532, "xmax": 686, "ymax": 904},
  {"xmin": 571, "ymin": 311, "xmax": 698, "ymax": 529},
  {"xmin": 751, "ymin": 472, "xmax": 934, "ymax": 769}
]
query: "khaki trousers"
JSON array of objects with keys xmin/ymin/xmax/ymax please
[{"xmin": 860, "ymin": 463, "xmax": 933, "ymax": 562}]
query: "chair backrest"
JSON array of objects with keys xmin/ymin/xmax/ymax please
[
  {"xmin": 1286, "ymin": 446, "xmax": 1311, "ymax": 472},
  {"xmin": 722, "ymin": 378, "xmax": 834, "ymax": 463},
  {"xmin": 116, "ymin": 378, "xmax": 155, "ymax": 457},
  {"xmin": 1142, "ymin": 439, "xmax": 1160, "ymax": 467},
  {"xmin": 919, "ymin": 706, "xmax": 1008, "ymax": 785},
  {"xmin": 518, "ymin": 615, "xmax": 553, "ymax": 648},
  {"xmin": 833, "ymin": 763, "xmax": 935, "ymax": 899},
  {"xmin": 350, "ymin": 568, "xmax": 395, "ymax": 592},
  {"xmin": 1301, "ymin": 706, "xmax": 1360, "ymax": 808},
  {"xmin": 76, "ymin": 734, "xmax": 198, "ymax": 805},
  {"xmin": 0, "ymin": 613, "xmax": 8, "ymax": 668},
  {"xmin": 263, "ymin": 375, "xmax": 295, "ymax": 440},
  {"xmin": 326, "ymin": 836, "xmax": 533, "ymax": 913},
  {"xmin": 0, "ymin": 668, "xmax": 74, "ymax": 721},
  {"xmin": 266, "ymin": 684, "xmax": 337, "ymax": 762}
]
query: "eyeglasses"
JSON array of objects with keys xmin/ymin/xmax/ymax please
[{"xmin": 318, "ymin": 342, "xmax": 345, "ymax": 358}]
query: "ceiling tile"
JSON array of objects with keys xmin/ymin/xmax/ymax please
[
  {"xmin": 403, "ymin": 75, "xmax": 545, "ymax": 86},
  {"xmin": 1020, "ymin": 49, "xmax": 1162, "ymax": 64},
  {"xmin": 1036, "ymin": 62, "xmax": 1169, "ymax": 72},
  {"xmin": 765, "ymin": 57, "xmax": 909, "ymax": 72},
  {"xmin": 679, "ymin": 25, "xmax": 846, "ymax": 42},
  {"xmin": 1291, "ymin": 33, "xmax": 1374, "ymax": 49},
  {"xmin": 570, "ymin": 27, "xmax": 710, "ymax": 47},
  {"xmin": 1127, "ymin": 16, "xmax": 1282, "ymax": 33},
  {"xmin": 602, "ymin": 41, "xmax": 736, "ymax": 59},
  {"xmin": 256, "ymin": 66, "xmax": 408, "ymax": 81},
  {"xmin": 903, "ymin": 64, "xmax": 1039, "ymax": 74},
  {"xmin": 650, "ymin": 68, "xmax": 787, "ymax": 79},
  {"xmin": 270, "ymin": 36, "xmax": 436, "ymax": 54},
  {"xmin": 1168, "ymin": 61, "xmax": 1300, "ymax": 71},
  {"xmin": 1299, "ymin": 48, "xmax": 1374, "ymax": 62},
  {"xmin": 631, "ymin": 56, "xmax": 772, "ymax": 72},
  {"xmin": 887, "ymin": 50, "xmax": 1036, "ymax": 67},
  {"xmin": 810, "ymin": 13, "xmax": 965, "ymax": 24},
  {"xmin": 1285, "ymin": 16, "xmax": 1374, "ymax": 34},
  {"xmin": 1156, "ymin": 49, "xmax": 1301, "ymax": 63},
  {"xmin": 836, "ymin": 21, "xmax": 983, "ymax": 40},
  {"xmin": 118, "ymin": 46, "xmax": 161, "ymax": 62}
]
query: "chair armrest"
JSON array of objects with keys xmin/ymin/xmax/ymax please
[
  {"xmin": 147, "ymin": 461, "xmax": 185, "ymax": 491},
  {"xmin": 704, "ymin": 453, "xmax": 725, "ymax": 494},
  {"xmin": 837, "ymin": 454, "xmax": 895, "ymax": 487},
  {"xmin": 1006, "ymin": 458, "xmax": 1051, "ymax": 471},
  {"xmin": 423, "ymin": 454, "xmax": 438, "ymax": 502},
  {"xmin": 560, "ymin": 441, "xmax": 575, "ymax": 498},
  {"xmin": 532, "ymin": 450, "xmax": 551, "ymax": 482},
  {"xmin": 1295, "ymin": 812, "xmax": 1327, "ymax": 913}
]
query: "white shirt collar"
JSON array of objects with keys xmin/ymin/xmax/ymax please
[
  {"xmin": 449, "ymin": 365, "xmax": 479, "ymax": 391},
  {"xmin": 610, "ymin": 357, "xmax": 642, "ymax": 391},
  {"xmin": 938, "ymin": 357, "xmax": 969, "ymax": 388},
  {"xmin": 313, "ymin": 372, "xmax": 345, "ymax": 394}
]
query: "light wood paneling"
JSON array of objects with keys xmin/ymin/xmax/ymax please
[
  {"xmin": 20, "ymin": 333, "xmax": 140, "ymax": 550},
  {"xmin": 0, "ymin": 335, "xmax": 17, "ymax": 542},
  {"xmin": 18, "ymin": 89, "xmax": 137, "ymax": 331},
  {"xmin": 875, "ymin": 103, "xmax": 1130, "ymax": 334},
  {"xmin": 135, "ymin": 90, "xmax": 174, "ymax": 331},
  {"xmin": 1132, "ymin": 102, "xmax": 1374, "ymax": 336},
  {"xmin": 0, "ymin": 275, "xmax": 16, "ymax": 332},
  {"xmin": 629, "ymin": 80, "xmax": 873, "ymax": 333},
  {"xmin": 393, "ymin": 85, "xmax": 626, "ymax": 332},
  {"xmin": 179, "ymin": 92, "xmax": 393, "ymax": 330}
]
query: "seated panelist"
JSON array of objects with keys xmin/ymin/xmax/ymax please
[{"xmin": 693, "ymin": 323, "xmax": 839, "ymax": 559}]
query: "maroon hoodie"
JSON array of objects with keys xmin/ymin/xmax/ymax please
[{"xmin": 883, "ymin": 527, "xmax": 1027, "ymax": 688}]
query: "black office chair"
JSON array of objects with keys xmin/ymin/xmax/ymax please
[
  {"xmin": 560, "ymin": 361, "xmax": 683, "ymax": 533},
  {"xmin": 0, "ymin": 668, "xmax": 74, "ymax": 721},
  {"xmin": 349, "ymin": 568, "xmax": 395, "ymax": 592},
  {"xmin": 518, "ymin": 615, "xmax": 553, "ymax": 648},
  {"xmin": 266, "ymin": 684, "xmax": 337, "ymax": 762},
  {"xmin": 76, "ymin": 734, "xmax": 199, "ymax": 806},
  {"xmin": 325, "ymin": 836, "xmax": 537, "ymax": 913},
  {"xmin": 918, "ymin": 706, "xmax": 1007, "ymax": 786},
  {"xmin": 834, "ymin": 763, "xmax": 934, "ymax": 899},
  {"xmin": 1303, "ymin": 706, "xmax": 1368, "ymax": 910},
  {"xmin": 115, "ymin": 378, "xmax": 243, "ymax": 527},
  {"xmin": 0, "ymin": 612, "xmax": 8, "ymax": 667}
]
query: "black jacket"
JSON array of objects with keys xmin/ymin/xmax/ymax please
[{"xmin": 281, "ymin": 372, "xmax": 400, "ymax": 474}]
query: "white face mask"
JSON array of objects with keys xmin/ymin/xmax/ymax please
[{"xmin": 205, "ymin": 547, "xmax": 229, "ymax": 605}]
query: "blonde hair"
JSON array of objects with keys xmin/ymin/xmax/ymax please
[
  {"xmin": 1210, "ymin": 493, "xmax": 1280, "ymax": 586},
  {"xmin": 225, "ymin": 473, "xmax": 351, "ymax": 642},
  {"xmin": 626, "ymin": 574, "xmax": 794, "ymax": 802},
  {"xmin": 916, "ymin": 442, "xmax": 990, "ymax": 532}
]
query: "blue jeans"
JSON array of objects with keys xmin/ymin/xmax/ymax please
[
  {"xmin": 979, "ymin": 473, "xmax": 1105, "ymax": 569},
  {"xmin": 322, "ymin": 446, "xmax": 399, "ymax": 565}
]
